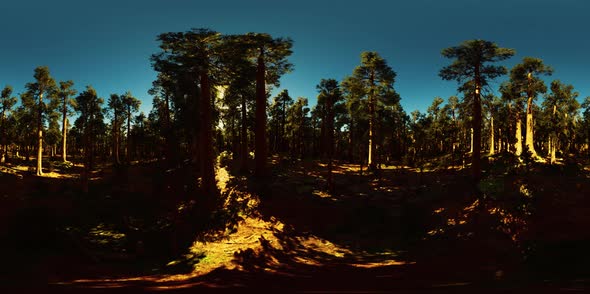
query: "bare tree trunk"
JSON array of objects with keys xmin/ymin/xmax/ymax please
[
  {"xmin": 254, "ymin": 47, "xmax": 267, "ymax": 178},
  {"xmin": 126, "ymin": 106, "xmax": 131, "ymax": 164},
  {"xmin": 348, "ymin": 117, "xmax": 354, "ymax": 162},
  {"xmin": 498, "ymin": 128, "xmax": 502, "ymax": 153},
  {"xmin": 368, "ymin": 72, "xmax": 376, "ymax": 170},
  {"xmin": 470, "ymin": 128, "xmax": 474, "ymax": 153},
  {"xmin": 62, "ymin": 102, "xmax": 68, "ymax": 162},
  {"xmin": 37, "ymin": 93, "xmax": 44, "ymax": 176},
  {"xmin": 489, "ymin": 116, "xmax": 495, "ymax": 155},
  {"xmin": 199, "ymin": 73, "xmax": 217, "ymax": 200},
  {"xmin": 113, "ymin": 111, "xmax": 120, "ymax": 165},
  {"xmin": 550, "ymin": 136, "xmax": 557, "ymax": 164},
  {"xmin": 525, "ymin": 96, "xmax": 538, "ymax": 158},
  {"xmin": 472, "ymin": 68, "xmax": 482, "ymax": 180},
  {"xmin": 515, "ymin": 112, "xmax": 523, "ymax": 156},
  {"xmin": 240, "ymin": 94, "xmax": 248, "ymax": 172}
]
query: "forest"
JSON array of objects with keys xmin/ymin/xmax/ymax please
[{"xmin": 1, "ymin": 30, "xmax": 589, "ymax": 292}]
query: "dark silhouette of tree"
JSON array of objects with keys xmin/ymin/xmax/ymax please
[
  {"xmin": 121, "ymin": 91, "xmax": 141, "ymax": 164},
  {"xmin": 316, "ymin": 79, "xmax": 343, "ymax": 193},
  {"xmin": 341, "ymin": 75, "xmax": 366, "ymax": 164},
  {"xmin": 286, "ymin": 97, "xmax": 310, "ymax": 159},
  {"xmin": 245, "ymin": 33, "xmax": 293, "ymax": 178},
  {"xmin": 269, "ymin": 89, "xmax": 293, "ymax": 155},
  {"xmin": 108, "ymin": 94, "xmax": 125, "ymax": 165},
  {"xmin": 74, "ymin": 86, "xmax": 104, "ymax": 192},
  {"xmin": 25, "ymin": 66, "xmax": 57, "ymax": 176},
  {"xmin": 440, "ymin": 40, "xmax": 515, "ymax": 180},
  {"xmin": 1, "ymin": 86, "xmax": 17, "ymax": 163}
]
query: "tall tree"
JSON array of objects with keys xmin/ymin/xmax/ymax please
[
  {"xmin": 74, "ymin": 86, "xmax": 105, "ymax": 191},
  {"xmin": 349, "ymin": 51, "xmax": 397, "ymax": 170},
  {"xmin": 121, "ymin": 91, "xmax": 141, "ymax": 164},
  {"xmin": 582, "ymin": 96, "xmax": 590, "ymax": 158},
  {"xmin": 510, "ymin": 57, "xmax": 552, "ymax": 158},
  {"xmin": 341, "ymin": 75, "xmax": 366, "ymax": 163},
  {"xmin": 25, "ymin": 66, "xmax": 57, "ymax": 176},
  {"xmin": 246, "ymin": 33, "xmax": 293, "ymax": 178},
  {"xmin": 1, "ymin": 86, "xmax": 17, "ymax": 163},
  {"xmin": 108, "ymin": 94, "xmax": 125, "ymax": 165},
  {"xmin": 55, "ymin": 80, "xmax": 77, "ymax": 162},
  {"xmin": 500, "ymin": 81, "xmax": 524, "ymax": 155},
  {"xmin": 440, "ymin": 40, "xmax": 514, "ymax": 180},
  {"xmin": 274, "ymin": 89, "xmax": 293, "ymax": 153},
  {"xmin": 543, "ymin": 80, "xmax": 579, "ymax": 164},
  {"xmin": 152, "ymin": 28, "xmax": 224, "ymax": 201},
  {"xmin": 286, "ymin": 97, "xmax": 310, "ymax": 159},
  {"xmin": 316, "ymin": 79, "xmax": 343, "ymax": 192}
]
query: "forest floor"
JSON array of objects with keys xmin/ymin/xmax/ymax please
[{"xmin": 1, "ymin": 154, "xmax": 590, "ymax": 292}]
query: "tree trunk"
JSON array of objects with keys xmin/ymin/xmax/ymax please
[
  {"xmin": 472, "ymin": 67, "xmax": 482, "ymax": 181},
  {"xmin": 37, "ymin": 93, "xmax": 44, "ymax": 176},
  {"xmin": 470, "ymin": 128, "xmax": 474, "ymax": 153},
  {"xmin": 514, "ymin": 112, "xmax": 523, "ymax": 156},
  {"xmin": 240, "ymin": 94, "xmax": 248, "ymax": 172},
  {"xmin": 368, "ymin": 72, "xmax": 377, "ymax": 170},
  {"xmin": 113, "ymin": 111, "xmax": 120, "ymax": 165},
  {"xmin": 199, "ymin": 73, "xmax": 217, "ymax": 200},
  {"xmin": 498, "ymin": 128, "xmax": 502, "ymax": 153},
  {"xmin": 0, "ymin": 109, "xmax": 5, "ymax": 163},
  {"xmin": 348, "ymin": 117, "xmax": 354, "ymax": 162},
  {"xmin": 326, "ymin": 93, "xmax": 334, "ymax": 194},
  {"xmin": 254, "ymin": 47, "xmax": 267, "ymax": 178},
  {"xmin": 489, "ymin": 116, "xmax": 495, "ymax": 155},
  {"xmin": 62, "ymin": 100, "xmax": 68, "ymax": 162},
  {"xmin": 525, "ymin": 96, "xmax": 538, "ymax": 158},
  {"xmin": 126, "ymin": 106, "xmax": 131, "ymax": 164},
  {"xmin": 550, "ymin": 136, "xmax": 557, "ymax": 164}
]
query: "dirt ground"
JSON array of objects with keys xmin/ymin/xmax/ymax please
[{"xmin": 1, "ymin": 156, "xmax": 589, "ymax": 292}]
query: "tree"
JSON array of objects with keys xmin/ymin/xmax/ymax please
[
  {"xmin": 543, "ymin": 80, "xmax": 579, "ymax": 164},
  {"xmin": 341, "ymin": 75, "xmax": 366, "ymax": 163},
  {"xmin": 246, "ymin": 33, "xmax": 293, "ymax": 178},
  {"xmin": 510, "ymin": 57, "xmax": 552, "ymax": 158},
  {"xmin": 25, "ymin": 66, "xmax": 57, "ymax": 176},
  {"xmin": 74, "ymin": 86, "xmax": 105, "ymax": 191},
  {"xmin": 316, "ymin": 79, "xmax": 343, "ymax": 192},
  {"xmin": 152, "ymin": 28, "xmax": 226, "ymax": 202},
  {"xmin": 272, "ymin": 89, "xmax": 293, "ymax": 153},
  {"xmin": 500, "ymin": 81, "xmax": 524, "ymax": 155},
  {"xmin": 485, "ymin": 95, "xmax": 502, "ymax": 155},
  {"xmin": 440, "ymin": 40, "xmax": 515, "ymax": 180},
  {"xmin": 108, "ymin": 94, "xmax": 125, "ymax": 165},
  {"xmin": 55, "ymin": 80, "xmax": 77, "ymax": 162},
  {"xmin": 426, "ymin": 96, "xmax": 445, "ymax": 154},
  {"xmin": 286, "ymin": 97, "xmax": 310, "ymax": 159},
  {"xmin": 1, "ymin": 86, "xmax": 17, "ymax": 163},
  {"xmin": 348, "ymin": 52, "xmax": 397, "ymax": 170},
  {"xmin": 121, "ymin": 91, "xmax": 141, "ymax": 163}
]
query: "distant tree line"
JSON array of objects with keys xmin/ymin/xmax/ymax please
[{"xmin": 1, "ymin": 34, "xmax": 590, "ymax": 192}]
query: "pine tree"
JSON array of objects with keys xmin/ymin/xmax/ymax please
[{"xmin": 440, "ymin": 40, "xmax": 515, "ymax": 180}]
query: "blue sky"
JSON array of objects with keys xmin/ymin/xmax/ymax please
[{"xmin": 1, "ymin": 0, "xmax": 589, "ymax": 116}]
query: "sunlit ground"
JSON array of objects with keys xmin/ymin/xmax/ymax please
[{"xmin": 54, "ymin": 165, "xmax": 411, "ymax": 290}]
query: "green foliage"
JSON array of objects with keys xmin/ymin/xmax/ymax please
[{"xmin": 509, "ymin": 57, "xmax": 553, "ymax": 100}]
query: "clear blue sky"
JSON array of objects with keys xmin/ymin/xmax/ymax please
[{"xmin": 1, "ymin": 0, "xmax": 589, "ymax": 116}]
